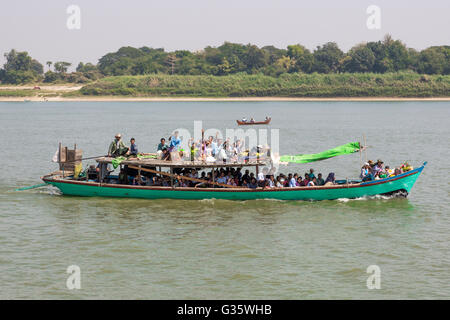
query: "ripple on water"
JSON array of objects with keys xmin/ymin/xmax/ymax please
[{"xmin": 1, "ymin": 101, "xmax": 449, "ymax": 299}]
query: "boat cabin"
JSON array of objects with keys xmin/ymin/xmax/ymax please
[{"xmin": 91, "ymin": 156, "xmax": 267, "ymax": 189}]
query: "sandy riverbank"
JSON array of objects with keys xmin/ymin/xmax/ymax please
[
  {"xmin": 0, "ymin": 85, "xmax": 83, "ymax": 91},
  {"xmin": 1, "ymin": 96, "xmax": 450, "ymax": 102}
]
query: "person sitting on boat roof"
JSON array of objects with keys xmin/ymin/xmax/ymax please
[
  {"xmin": 168, "ymin": 131, "xmax": 181, "ymax": 151},
  {"xmin": 108, "ymin": 133, "xmax": 129, "ymax": 158},
  {"xmin": 157, "ymin": 138, "xmax": 168, "ymax": 151},
  {"xmin": 250, "ymin": 118, "xmax": 255, "ymax": 123},
  {"xmin": 129, "ymin": 138, "xmax": 138, "ymax": 157}
]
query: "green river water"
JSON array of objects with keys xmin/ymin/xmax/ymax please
[{"xmin": 0, "ymin": 101, "xmax": 449, "ymax": 299}]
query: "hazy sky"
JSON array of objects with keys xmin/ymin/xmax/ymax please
[{"xmin": 0, "ymin": 0, "xmax": 449, "ymax": 70}]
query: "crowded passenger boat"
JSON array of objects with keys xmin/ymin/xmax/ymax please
[{"xmin": 41, "ymin": 132, "xmax": 426, "ymax": 201}]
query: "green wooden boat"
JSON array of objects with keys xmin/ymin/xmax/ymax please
[{"xmin": 42, "ymin": 161, "xmax": 426, "ymax": 201}]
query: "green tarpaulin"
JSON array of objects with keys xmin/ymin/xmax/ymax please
[
  {"xmin": 280, "ymin": 142, "xmax": 361, "ymax": 164},
  {"xmin": 111, "ymin": 154, "xmax": 157, "ymax": 169}
]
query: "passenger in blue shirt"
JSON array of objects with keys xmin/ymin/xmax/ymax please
[
  {"xmin": 129, "ymin": 138, "xmax": 138, "ymax": 157},
  {"xmin": 289, "ymin": 174, "xmax": 298, "ymax": 187},
  {"xmin": 169, "ymin": 131, "xmax": 181, "ymax": 151}
]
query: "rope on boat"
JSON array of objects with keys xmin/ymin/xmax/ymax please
[{"xmin": 14, "ymin": 183, "xmax": 47, "ymax": 191}]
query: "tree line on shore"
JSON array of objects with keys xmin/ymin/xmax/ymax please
[{"xmin": 0, "ymin": 35, "xmax": 448, "ymax": 85}]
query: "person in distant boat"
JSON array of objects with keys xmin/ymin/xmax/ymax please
[
  {"xmin": 108, "ymin": 133, "xmax": 128, "ymax": 158},
  {"xmin": 265, "ymin": 116, "xmax": 269, "ymax": 121},
  {"xmin": 129, "ymin": 138, "xmax": 138, "ymax": 157},
  {"xmin": 242, "ymin": 117, "xmax": 247, "ymax": 122},
  {"xmin": 250, "ymin": 118, "xmax": 255, "ymax": 123}
]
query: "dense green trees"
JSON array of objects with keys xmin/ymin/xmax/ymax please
[
  {"xmin": 0, "ymin": 50, "xmax": 43, "ymax": 84},
  {"xmin": 1, "ymin": 35, "xmax": 449, "ymax": 85},
  {"xmin": 417, "ymin": 46, "xmax": 450, "ymax": 74}
]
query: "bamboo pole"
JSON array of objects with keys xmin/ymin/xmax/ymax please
[
  {"xmin": 363, "ymin": 135, "xmax": 367, "ymax": 162},
  {"xmin": 359, "ymin": 140, "xmax": 362, "ymax": 169},
  {"xmin": 201, "ymin": 129, "xmax": 205, "ymax": 160}
]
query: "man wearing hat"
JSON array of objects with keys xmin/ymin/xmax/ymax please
[{"xmin": 108, "ymin": 133, "xmax": 129, "ymax": 158}]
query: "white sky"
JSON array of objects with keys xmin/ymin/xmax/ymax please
[{"xmin": 0, "ymin": 0, "xmax": 449, "ymax": 70}]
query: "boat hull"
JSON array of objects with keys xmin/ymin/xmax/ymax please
[{"xmin": 42, "ymin": 164, "xmax": 425, "ymax": 201}]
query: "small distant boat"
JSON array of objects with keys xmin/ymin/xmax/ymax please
[{"xmin": 237, "ymin": 117, "xmax": 271, "ymax": 125}]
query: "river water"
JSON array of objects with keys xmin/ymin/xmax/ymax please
[{"xmin": 0, "ymin": 101, "xmax": 449, "ymax": 299}]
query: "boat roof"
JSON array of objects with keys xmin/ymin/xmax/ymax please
[{"xmin": 95, "ymin": 156, "xmax": 265, "ymax": 168}]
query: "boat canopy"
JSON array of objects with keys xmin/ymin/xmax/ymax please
[{"xmin": 280, "ymin": 142, "xmax": 361, "ymax": 164}]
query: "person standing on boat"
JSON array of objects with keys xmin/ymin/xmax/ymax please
[{"xmin": 108, "ymin": 133, "xmax": 128, "ymax": 158}]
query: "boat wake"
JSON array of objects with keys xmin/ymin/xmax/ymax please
[
  {"xmin": 39, "ymin": 185, "xmax": 62, "ymax": 196},
  {"xmin": 337, "ymin": 193, "xmax": 406, "ymax": 202}
]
